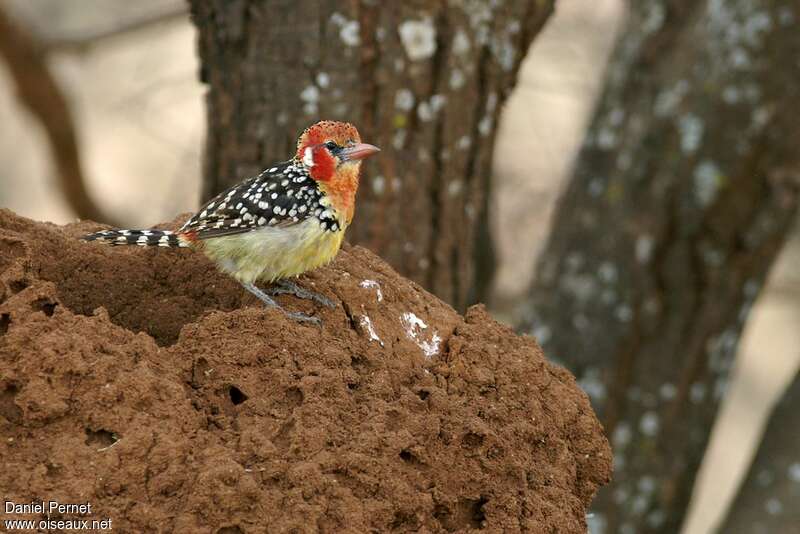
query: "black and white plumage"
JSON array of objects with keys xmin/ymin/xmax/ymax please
[
  {"xmin": 83, "ymin": 161, "xmax": 341, "ymax": 248},
  {"xmin": 81, "ymin": 228, "xmax": 187, "ymax": 247},
  {"xmin": 179, "ymin": 161, "xmax": 340, "ymax": 240}
]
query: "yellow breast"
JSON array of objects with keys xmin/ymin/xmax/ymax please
[{"xmin": 199, "ymin": 218, "xmax": 346, "ymax": 284}]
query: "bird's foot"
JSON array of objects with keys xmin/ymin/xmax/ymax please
[
  {"xmin": 242, "ymin": 282, "xmax": 323, "ymax": 326},
  {"xmin": 267, "ymin": 280, "xmax": 336, "ymax": 308},
  {"xmin": 284, "ymin": 310, "xmax": 322, "ymax": 326}
]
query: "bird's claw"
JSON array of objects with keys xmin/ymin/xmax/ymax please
[
  {"xmin": 269, "ymin": 280, "xmax": 336, "ymax": 308},
  {"xmin": 284, "ymin": 310, "xmax": 322, "ymax": 326},
  {"xmin": 309, "ymin": 293, "xmax": 336, "ymax": 308}
]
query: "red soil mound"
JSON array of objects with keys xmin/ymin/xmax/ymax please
[{"xmin": 0, "ymin": 209, "xmax": 610, "ymax": 533}]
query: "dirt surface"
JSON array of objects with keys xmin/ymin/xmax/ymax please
[{"xmin": 0, "ymin": 209, "xmax": 610, "ymax": 533}]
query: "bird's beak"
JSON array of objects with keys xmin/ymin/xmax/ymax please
[{"xmin": 341, "ymin": 143, "xmax": 381, "ymax": 161}]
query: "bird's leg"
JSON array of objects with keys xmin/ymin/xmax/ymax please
[
  {"xmin": 243, "ymin": 282, "xmax": 279, "ymax": 307},
  {"xmin": 242, "ymin": 282, "xmax": 321, "ymax": 325},
  {"xmin": 266, "ymin": 280, "xmax": 336, "ymax": 308}
]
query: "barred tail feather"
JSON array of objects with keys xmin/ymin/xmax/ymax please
[{"xmin": 81, "ymin": 229, "xmax": 189, "ymax": 248}]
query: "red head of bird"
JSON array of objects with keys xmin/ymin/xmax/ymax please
[{"xmin": 295, "ymin": 120, "xmax": 380, "ymax": 223}]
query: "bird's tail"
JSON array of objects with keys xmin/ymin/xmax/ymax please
[{"xmin": 81, "ymin": 229, "xmax": 189, "ymax": 248}]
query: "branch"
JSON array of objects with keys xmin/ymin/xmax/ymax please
[
  {"xmin": 0, "ymin": 5, "xmax": 121, "ymax": 225},
  {"xmin": 719, "ymin": 370, "xmax": 800, "ymax": 532}
]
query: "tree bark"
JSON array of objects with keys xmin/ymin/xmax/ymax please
[
  {"xmin": 719, "ymin": 370, "xmax": 800, "ymax": 534},
  {"xmin": 187, "ymin": 0, "xmax": 554, "ymax": 310},
  {"xmin": 516, "ymin": 1, "xmax": 800, "ymax": 532}
]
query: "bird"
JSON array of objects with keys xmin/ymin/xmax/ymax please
[{"xmin": 82, "ymin": 120, "xmax": 380, "ymax": 324}]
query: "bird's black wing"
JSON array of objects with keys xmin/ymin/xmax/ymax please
[{"xmin": 179, "ymin": 161, "xmax": 331, "ymax": 239}]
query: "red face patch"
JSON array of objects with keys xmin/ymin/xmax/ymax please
[
  {"xmin": 307, "ymin": 145, "xmax": 336, "ymax": 182},
  {"xmin": 296, "ymin": 121, "xmax": 362, "ymax": 183}
]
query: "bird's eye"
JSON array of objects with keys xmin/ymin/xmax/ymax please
[{"xmin": 324, "ymin": 141, "xmax": 338, "ymax": 151}]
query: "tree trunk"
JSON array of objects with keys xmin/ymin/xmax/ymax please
[
  {"xmin": 516, "ymin": 1, "xmax": 800, "ymax": 532},
  {"xmin": 187, "ymin": 0, "xmax": 554, "ymax": 310},
  {"xmin": 719, "ymin": 370, "xmax": 800, "ymax": 533}
]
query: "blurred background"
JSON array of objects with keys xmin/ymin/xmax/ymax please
[{"xmin": 1, "ymin": 1, "xmax": 798, "ymax": 533}]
